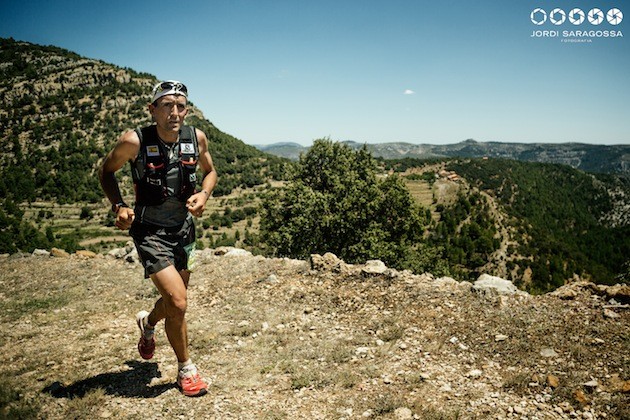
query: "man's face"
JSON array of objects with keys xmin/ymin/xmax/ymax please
[{"xmin": 149, "ymin": 94, "xmax": 188, "ymax": 133}]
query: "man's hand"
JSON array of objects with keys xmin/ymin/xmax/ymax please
[
  {"xmin": 115, "ymin": 207, "xmax": 135, "ymax": 230},
  {"xmin": 186, "ymin": 191, "xmax": 209, "ymax": 217}
]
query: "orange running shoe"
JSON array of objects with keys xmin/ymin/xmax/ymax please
[
  {"xmin": 177, "ymin": 366, "xmax": 208, "ymax": 397},
  {"xmin": 136, "ymin": 310, "xmax": 155, "ymax": 360}
]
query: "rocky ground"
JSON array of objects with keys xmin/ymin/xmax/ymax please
[{"xmin": 0, "ymin": 247, "xmax": 628, "ymax": 419}]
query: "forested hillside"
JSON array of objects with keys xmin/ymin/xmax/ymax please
[
  {"xmin": 0, "ymin": 38, "xmax": 288, "ymax": 253},
  {"xmin": 387, "ymin": 158, "xmax": 630, "ymax": 293},
  {"xmin": 256, "ymin": 140, "xmax": 629, "ymax": 294},
  {"xmin": 0, "ymin": 38, "xmax": 287, "ymax": 201},
  {"xmin": 446, "ymin": 159, "xmax": 629, "ymax": 291}
]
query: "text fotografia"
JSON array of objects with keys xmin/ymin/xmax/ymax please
[{"xmin": 529, "ymin": 7, "xmax": 623, "ymax": 41}]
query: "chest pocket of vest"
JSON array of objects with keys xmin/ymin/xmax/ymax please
[
  {"xmin": 180, "ymin": 157, "xmax": 198, "ymax": 199},
  {"xmin": 138, "ymin": 159, "xmax": 168, "ymax": 205}
]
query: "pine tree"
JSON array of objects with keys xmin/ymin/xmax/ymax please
[{"xmin": 260, "ymin": 139, "xmax": 426, "ymax": 269}]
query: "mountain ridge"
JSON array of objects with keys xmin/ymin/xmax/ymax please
[{"xmin": 255, "ymin": 139, "xmax": 630, "ymax": 176}]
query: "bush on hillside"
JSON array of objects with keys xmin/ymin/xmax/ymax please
[{"xmin": 260, "ymin": 139, "xmax": 434, "ymax": 271}]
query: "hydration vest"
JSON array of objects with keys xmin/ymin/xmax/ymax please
[{"xmin": 131, "ymin": 125, "xmax": 199, "ymax": 206}]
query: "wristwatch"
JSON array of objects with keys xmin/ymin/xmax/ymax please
[{"xmin": 111, "ymin": 202, "xmax": 129, "ymax": 214}]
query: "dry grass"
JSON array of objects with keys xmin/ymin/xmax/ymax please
[{"xmin": 0, "ymin": 253, "xmax": 628, "ymax": 419}]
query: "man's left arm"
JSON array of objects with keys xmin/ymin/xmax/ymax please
[{"xmin": 186, "ymin": 129, "xmax": 218, "ymax": 216}]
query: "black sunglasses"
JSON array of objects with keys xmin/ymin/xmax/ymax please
[{"xmin": 159, "ymin": 81, "xmax": 188, "ymax": 94}]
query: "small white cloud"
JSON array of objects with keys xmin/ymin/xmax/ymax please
[
  {"xmin": 403, "ymin": 89, "xmax": 415, "ymax": 95},
  {"xmin": 277, "ymin": 69, "xmax": 290, "ymax": 79}
]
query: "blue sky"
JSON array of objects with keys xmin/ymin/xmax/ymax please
[{"xmin": 1, "ymin": 0, "xmax": 628, "ymax": 145}]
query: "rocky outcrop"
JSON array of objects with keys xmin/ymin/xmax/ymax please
[
  {"xmin": 472, "ymin": 274, "xmax": 527, "ymax": 296},
  {"xmin": 550, "ymin": 280, "xmax": 630, "ymax": 304}
]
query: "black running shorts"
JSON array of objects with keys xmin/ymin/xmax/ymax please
[{"xmin": 130, "ymin": 219, "xmax": 196, "ymax": 279}]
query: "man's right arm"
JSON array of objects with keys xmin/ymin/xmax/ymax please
[{"xmin": 99, "ymin": 130, "xmax": 140, "ymax": 230}]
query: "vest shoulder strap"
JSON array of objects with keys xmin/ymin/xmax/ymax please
[
  {"xmin": 135, "ymin": 125, "xmax": 159, "ymax": 146},
  {"xmin": 178, "ymin": 126, "xmax": 199, "ymax": 159}
]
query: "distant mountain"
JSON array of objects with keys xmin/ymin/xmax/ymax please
[
  {"xmin": 254, "ymin": 142, "xmax": 309, "ymax": 160},
  {"xmin": 256, "ymin": 139, "xmax": 630, "ymax": 176}
]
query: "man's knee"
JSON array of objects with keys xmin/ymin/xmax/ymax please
[
  {"xmin": 151, "ymin": 266, "xmax": 189, "ymax": 319},
  {"xmin": 164, "ymin": 293, "xmax": 187, "ymax": 318}
]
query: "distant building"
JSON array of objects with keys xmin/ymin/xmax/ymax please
[{"xmin": 437, "ymin": 169, "xmax": 460, "ymax": 182}]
